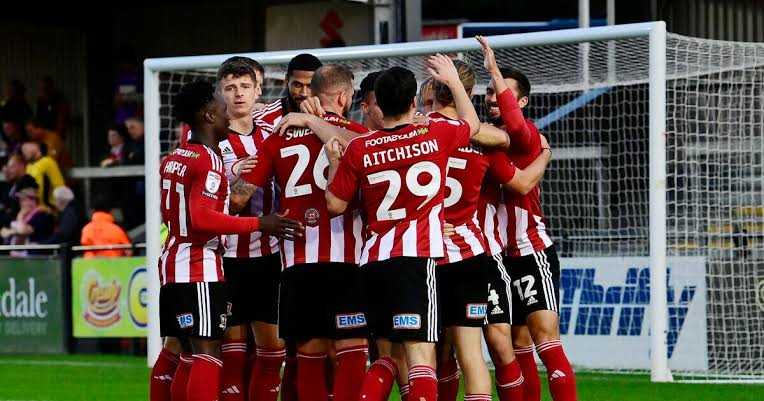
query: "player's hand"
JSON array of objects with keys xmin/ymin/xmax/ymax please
[
  {"xmin": 259, "ymin": 209, "xmax": 304, "ymax": 240},
  {"xmin": 300, "ymin": 96, "xmax": 325, "ymax": 117},
  {"xmin": 325, "ymin": 136, "xmax": 345, "ymax": 164},
  {"xmin": 443, "ymin": 222, "xmax": 456, "ymax": 238},
  {"xmin": 476, "ymin": 36, "xmax": 499, "ymax": 74},
  {"xmin": 412, "ymin": 114, "xmax": 430, "ymax": 125},
  {"xmin": 274, "ymin": 113, "xmax": 317, "ymax": 136},
  {"xmin": 426, "ymin": 54, "xmax": 459, "ymax": 87},
  {"xmin": 232, "ymin": 155, "xmax": 257, "ymax": 178}
]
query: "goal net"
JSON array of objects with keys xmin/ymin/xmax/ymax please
[{"xmin": 144, "ymin": 22, "xmax": 764, "ymax": 382}]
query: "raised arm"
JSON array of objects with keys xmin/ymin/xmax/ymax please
[
  {"xmin": 503, "ymin": 135, "xmax": 552, "ymax": 195},
  {"xmin": 477, "ymin": 35, "xmax": 532, "ymax": 149},
  {"xmin": 471, "ymin": 123, "xmax": 510, "ymax": 149},
  {"xmin": 427, "ymin": 54, "xmax": 480, "ymax": 136},
  {"xmin": 325, "ymin": 137, "xmax": 350, "ymax": 216}
]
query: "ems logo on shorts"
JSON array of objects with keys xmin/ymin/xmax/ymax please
[
  {"xmin": 466, "ymin": 303, "xmax": 487, "ymax": 319},
  {"xmin": 304, "ymin": 208, "xmax": 320, "ymax": 225},
  {"xmin": 205, "ymin": 171, "xmax": 221, "ymax": 193},
  {"xmin": 336, "ymin": 313, "xmax": 367, "ymax": 329},
  {"xmin": 219, "ymin": 313, "xmax": 228, "ymax": 330},
  {"xmin": 176, "ymin": 313, "xmax": 194, "ymax": 329},
  {"xmin": 393, "ymin": 314, "xmax": 421, "ymax": 329}
]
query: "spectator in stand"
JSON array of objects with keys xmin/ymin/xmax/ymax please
[
  {"xmin": 1, "ymin": 119, "xmax": 27, "ymax": 161},
  {"xmin": 35, "ymin": 76, "xmax": 70, "ymax": 138},
  {"xmin": 124, "ymin": 116, "xmax": 144, "ymax": 164},
  {"xmin": 123, "ymin": 116, "xmax": 145, "ymax": 229},
  {"xmin": 100, "ymin": 124, "xmax": 129, "ymax": 167},
  {"xmin": 25, "ymin": 118, "xmax": 71, "ymax": 167},
  {"xmin": 0, "ymin": 155, "xmax": 30, "ymax": 226},
  {"xmin": 41, "ymin": 186, "xmax": 86, "ymax": 245},
  {"xmin": 22, "ymin": 141, "xmax": 64, "ymax": 212},
  {"xmin": 1, "ymin": 186, "xmax": 54, "ymax": 256},
  {"xmin": 80, "ymin": 196, "xmax": 132, "ymax": 258},
  {"xmin": 1, "ymin": 80, "xmax": 33, "ymax": 124}
]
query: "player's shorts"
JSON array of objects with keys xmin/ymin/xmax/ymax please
[
  {"xmin": 278, "ymin": 262, "xmax": 367, "ymax": 342},
  {"xmin": 160, "ymin": 282, "xmax": 228, "ymax": 339},
  {"xmin": 437, "ymin": 253, "xmax": 495, "ymax": 327},
  {"xmin": 362, "ymin": 257, "xmax": 439, "ymax": 342},
  {"xmin": 223, "ymin": 253, "xmax": 282, "ymax": 326},
  {"xmin": 483, "ymin": 253, "xmax": 514, "ymax": 325},
  {"xmin": 504, "ymin": 245, "xmax": 560, "ymax": 324}
]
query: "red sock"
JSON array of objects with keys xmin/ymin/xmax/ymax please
[
  {"xmin": 170, "ymin": 354, "xmax": 193, "ymax": 401},
  {"xmin": 514, "ymin": 346, "xmax": 541, "ymax": 401},
  {"xmin": 495, "ymin": 360, "xmax": 525, "ymax": 401},
  {"xmin": 436, "ymin": 357, "xmax": 459, "ymax": 401},
  {"xmin": 536, "ymin": 341, "xmax": 577, "ymax": 401},
  {"xmin": 187, "ymin": 354, "xmax": 223, "ymax": 401},
  {"xmin": 248, "ymin": 347, "xmax": 286, "ymax": 401},
  {"xmin": 399, "ymin": 384, "xmax": 409, "ymax": 401},
  {"xmin": 282, "ymin": 353, "xmax": 298, "ymax": 401},
  {"xmin": 332, "ymin": 345, "xmax": 368, "ymax": 401},
  {"xmin": 358, "ymin": 357, "xmax": 398, "ymax": 401},
  {"xmin": 408, "ymin": 365, "xmax": 437, "ymax": 401},
  {"xmin": 220, "ymin": 341, "xmax": 247, "ymax": 400},
  {"xmin": 297, "ymin": 352, "xmax": 328, "ymax": 401},
  {"xmin": 151, "ymin": 348, "xmax": 180, "ymax": 401},
  {"xmin": 246, "ymin": 353, "xmax": 257, "ymax": 396}
]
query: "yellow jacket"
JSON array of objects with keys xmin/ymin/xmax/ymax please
[{"xmin": 26, "ymin": 156, "xmax": 65, "ymax": 211}]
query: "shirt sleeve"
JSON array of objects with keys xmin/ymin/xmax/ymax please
[
  {"xmin": 485, "ymin": 151, "xmax": 517, "ymax": 184},
  {"xmin": 188, "ymin": 158, "xmax": 261, "ymax": 235},
  {"xmin": 242, "ymin": 138, "xmax": 276, "ymax": 187},
  {"xmin": 327, "ymin": 143, "xmax": 361, "ymax": 202},
  {"xmin": 430, "ymin": 118, "xmax": 471, "ymax": 152},
  {"xmin": 497, "ymin": 90, "xmax": 533, "ymax": 152}
]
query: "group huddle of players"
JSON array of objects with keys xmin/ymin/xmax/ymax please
[{"xmin": 150, "ymin": 36, "xmax": 578, "ymax": 401}]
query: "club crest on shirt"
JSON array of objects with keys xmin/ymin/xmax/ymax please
[
  {"xmin": 205, "ymin": 171, "xmax": 221, "ymax": 193},
  {"xmin": 304, "ymin": 208, "xmax": 320, "ymax": 225}
]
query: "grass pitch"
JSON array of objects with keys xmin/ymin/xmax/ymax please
[{"xmin": 0, "ymin": 354, "xmax": 760, "ymax": 401}]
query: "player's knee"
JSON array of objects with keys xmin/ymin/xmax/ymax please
[
  {"xmin": 527, "ymin": 313, "xmax": 561, "ymax": 344},
  {"xmin": 511, "ymin": 326, "xmax": 534, "ymax": 349}
]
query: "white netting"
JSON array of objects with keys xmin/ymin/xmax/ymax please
[{"xmin": 153, "ymin": 31, "xmax": 764, "ymax": 381}]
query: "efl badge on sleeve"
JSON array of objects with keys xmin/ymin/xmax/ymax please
[{"xmin": 205, "ymin": 171, "xmax": 221, "ymax": 193}]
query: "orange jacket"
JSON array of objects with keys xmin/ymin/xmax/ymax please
[{"xmin": 80, "ymin": 211, "xmax": 131, "ymax": 258}]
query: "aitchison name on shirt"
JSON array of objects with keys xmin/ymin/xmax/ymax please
[{"xmin": 363, "ymin": 139, "xmax": 439, "ymax": 168}]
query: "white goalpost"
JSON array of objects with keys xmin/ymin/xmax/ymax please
[{"xmin": 143, "ymin": 21, "xmax": 764, "ymax": 382}]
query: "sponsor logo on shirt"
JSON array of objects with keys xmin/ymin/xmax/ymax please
[
  {"xmin": 336, "ymin": 313, "xmax": 367, "ymax": 329},
  {"xmin": 393, "ymin": 314, "xmax": 421, "ymax": 329}
]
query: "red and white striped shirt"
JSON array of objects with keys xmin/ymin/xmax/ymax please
[
  {"xmin": 253, "ymin": 98, "xmax": 289, "ymax": 133},
  {"xmin": 497, "ymin": 90, "xmax": 554, "ymax": 257},
  {"xmin": 158, "ymin": 142, "xmax": 229, "ymax": 285},
  {"xmin": 328, "ymin": 118, "xmax": 471, "ymax": 265},
  {"xmin": 218, "ymin": 124, "xmax": 280, "ymax": 258},
  {"xmin": 243, "ymin": 113, "xmax": 367, "ymax": 268},
  {"xmin": 477, "ymin": 151, "xmax": 516, "ymax": 256}
]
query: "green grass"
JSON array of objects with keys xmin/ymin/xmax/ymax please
[{"xmin": 0, "ymin": 354, "xmax": 760, "ymax": 401}]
